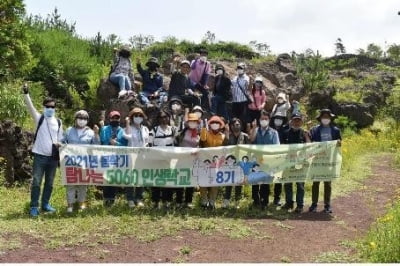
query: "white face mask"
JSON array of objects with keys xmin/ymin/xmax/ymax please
[
  {"xmin": 188, "ymin": 122, "xmax": 198, "ymax": 129},
  {"xmin": 200, "ymin": 56, "xmax": 207, "ymax": 62},
  {"xmin": 210, "ymin": 123, "xmax": 220, "ymax": 131},
  {"xmin": 76, "ymin": 119, "xmax": 87, "ymax": 128},
  {"xmin": 277, "ymin": 98, "xmax": 284, "ymax": 104},
  {"xmin": 237, "ymin": 69, "xmax": 244, "ymax": 75},
  {"xmin": 171, "ymin": 104, "xmax": 181, "ymax": 111},
  {"xmin": 216, "ymin": 69, "xmax": 223, "ymax": 75},
  {"xmin": 260, "ymin": 119, "xmax": 269, "ymax": 128},
  {"xmin": 274, "ymin": 119, "xmax": 283, "ymax": 127},
  {"xmin": 194, "ymin": 111, "xmax": 202, "ymax": 119},
  {"xmin": 133, "ymin": 117, "xmax": 143, "ymax": 124},
  {"xmin": 321, "ymin": 118, "xmax": 331, "ymax": 126}
]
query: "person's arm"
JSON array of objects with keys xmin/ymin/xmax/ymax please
[
  {"xmin": 200, "ymin": 127, "xmax": 208, "ymax": 142},
  {"xmin": 273, "ymin": 130, "xmax": 280, "ymax": 144},
  {"xmin": 136, "ymin": 61, "xmax": 145, "ymax": 76},
  {"xmin": 249, "ymin": 123, "xmax": 258, "ymax": 143},
  {"xmin": 123, "ymin": 118, "xmax": 132, "ymax": 140},
  {"xmin": 259, "ymin": 90, "xmax": 267, "ymax": 110},
  {"xmin": 23, "ymin": 94, "xmax": 41, "ymax": 124},
  {"xmin": 56, "ymin": 121, "xmax": 64, "ymax": 144},
  {"xmin": 156, "ymin": 74, "xmax": 164, "ymax": 91}
]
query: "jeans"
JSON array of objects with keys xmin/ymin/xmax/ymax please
[
  {"xmin": 284, "ymin": 182, "xmax": 305, "ymax": 207},
  {"xmin": 30, "ymin": 153, "xmax": 59, "ymax": 208},
  {"xmin": 224, "ymin": 186, "xmax": 242, "ymax": 201},
  {"xmin": 109, "ymin": 73, "xmax": 131, "ymax": 91},
  {"xmin": 139, "ymin": 91, "xmax": 168, "ymax": 105},
  {"xmin": 311, "ymin": 181, "xmax": 332, "ymax": 206},
  {"xmin": 211, "ymin": 95, "xmax": 228, "ymax": 120},
  {"xmin": 103, "ymin": 186, "xmax": 143, "ymax": 202}
]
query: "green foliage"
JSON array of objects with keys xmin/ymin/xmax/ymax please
[
  {"xmin": 0, "ymin": 0, "xmax": 36, "ymax": 80},
  {"xmin": 381, "ymin": 79, "xmax": 400, "ymax": 122},
  {"xmin": 357, "ymin": 43, "xmax": 383, "ymax": 59},
  {"xmin": 294, "ymin": 50, "xmax": 329, "ymax": 93},
  {"xmin": 0, "ymin": 82, "xmax": 27, "ymax": 125},
  {"xmin": 386, "ymin": 44, "xmax": 400, "ymax": 62},
  {"xmin": 359, "ymin": 192, "xmax": 400, "ymax": 262},
  {"xmin": 334, "ymin": 115, "xmax": 357, "ymax": 136},
  {"xmin": 334, "ymin": 91, "xmax": 363, "ymax": 104}
]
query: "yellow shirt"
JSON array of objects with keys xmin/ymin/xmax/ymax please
[{"xmin": 200, "ymin": 128, "xmax": 226, "ymax": 147}]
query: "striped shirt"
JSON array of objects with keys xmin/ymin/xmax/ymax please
[{"xmin": 231, "ymin": 74, "xmax": 250, "ymax": 103}]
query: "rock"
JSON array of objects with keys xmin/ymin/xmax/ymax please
[
  {"xmin": 276, "ymin": 53, "xmax": 296, "ymax": 73},
  {"xmin": 308, "ymin": 88, "xmax": 336, "ymax": 110},
  {"xmin": 331, "ymin": 102, "xmax": 375, "ymax": 128},
  {"xmin": 0, "ymin": 120, "xmax": 33, "ymax": 185}
]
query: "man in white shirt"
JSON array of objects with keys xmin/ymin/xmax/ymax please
[{"xmin": 23, "ymin": 84, "xmax": 63, "ymax": 217}]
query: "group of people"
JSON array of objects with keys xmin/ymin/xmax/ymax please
[{"xmin": 23, "ymin": 47, "xmax": 342, "ymax": 218}]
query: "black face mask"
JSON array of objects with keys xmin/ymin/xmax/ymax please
[{"xmin": 110, "ymin": 121, "xmax": 120, "ymax": 127}]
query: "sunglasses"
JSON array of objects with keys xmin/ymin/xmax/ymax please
[
  {"xmin": 133, "ymin": 114, "xmax": 144, "ymax": 118},
  {"xmin": 237, "ymin": 67, "xmax": 244, "ymax": 70},
  {"xmin": 45, "ymin": 105, "xmax": 55, "ymax": 109}
]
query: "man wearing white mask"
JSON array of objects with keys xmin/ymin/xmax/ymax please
[
  {"xmin": 169, "ymin": 96, "xmax": 185, "ymax": 132},
  {"xmin": 62, "ymin": 110, "xmax": 100, "ymax": 213},
  {"xmin": 231, "ymin": 62, "xmax": 250, "ymax": 128},
  {"xmin": 23, "ymin": 84, "xmax": 63, "ymax": 217},
  {"xmin": 189, "ymin": 49, "xmax": 211, "ymax": 110},
  {"xmin": 249, "ymin": 111, "xmax": 280, "ymax": 210},
  {"xmin": 308, "ymin": 109, "xmax": 341, "ymax": 214}
]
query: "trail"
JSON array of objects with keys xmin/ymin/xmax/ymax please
[{"xmin": 1, "ymin": 154, "xmax": 399, "ymax": 263}]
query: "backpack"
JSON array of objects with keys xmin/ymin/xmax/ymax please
[{"xmin": 33, "ymin": 115, "xmax": 61, "ymax": 144}]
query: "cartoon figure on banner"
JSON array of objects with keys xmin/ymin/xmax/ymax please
[
  {"xmin": 211, "ymin": 155, "xmax": 225, "ymax": 168},
  {"xmin": 239, "ymin": 155, "xmax": 274, "ymax": 185},
  {"xmin": 224, "ymin": 155, "xmax": 237, "ymax": 169}
]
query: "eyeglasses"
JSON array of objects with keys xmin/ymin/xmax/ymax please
[{"xmin": 45, "ymin": 105, "xmax": 55, "ymax": 109}]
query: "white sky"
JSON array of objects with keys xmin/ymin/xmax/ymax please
[{"xmin": 24, "ymin": 0, "xmax": 400, "ymax": 56}]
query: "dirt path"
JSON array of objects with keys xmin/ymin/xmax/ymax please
[{"xmin": 1, "ymin": 154, "xmax": 399, "ymax": 263}]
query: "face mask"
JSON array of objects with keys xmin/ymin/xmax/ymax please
[
  {"xmin": 171, "ymin": 104, "xmax": 181, "ymax": 111},
  {"xmin": 200, "ymin": 56, "xmax": 207, "ymax": 62},
  {"xmin": 188, "ymin": 122, "xmax": 198, "ymax": 129},
  {"xmin": 194, "ymin": 112, "xmax": 202, "ymax": 119},
  {"xmin": 216, "ymin": 69, "xmax": 223, "ymax": 75},
  {"xmin": 210, "ymin": 123, "xmax": 220, "ymax": 131},
  {"xmin": 277, "ymin": 99, "xmax": 284, "ymax": 104},
  {"xmin": 76, "ymin": 119, "xmax": 87, "ymax": 128},
  {"xmin": 321, "ymin": 118, "xmax": 331, "ymax": 126},
  {"xmin": 274, "ymin": 119, "xmax": 283, "ymax": 127},
  {"xmin": 110, "ymin": 120, "xmax": 120, "ymax": 127},
  {"xmin": 133, "ymin": 117, "xmax": 143, "ymax": 124},
  {"xmin": 43, "ymin": 107, "xmax": 55, "ymax": 117},
  {"xmin": 237, "ymin": 69, "xmax": 244, "ymax": 75},
  {"xmin": 255, "ymin": 82, "xmax": 262, "ymax": 88},
  {"xmin": 260, "ymin": 119, "xmax": 269, "ymax": 128}
]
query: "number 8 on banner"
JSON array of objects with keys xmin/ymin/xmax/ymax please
[{"xmin": 216, "ymin": 171, "xmax": 235, "ymax": 184}]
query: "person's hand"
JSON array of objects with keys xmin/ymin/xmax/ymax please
[
  {"xmin": 251, "ymin": 119, "xmax": 257, "ymax": 128},
  {"xmin": 154, "ymin": 91, "xmax": 159, "ymax": 97},
  {"xmin": 125, "ymin": 117, "xmax": 130, "ymax": 126},
  {"xmin": 93, "ymin": 124, "xmax": 99, "ymax": 135},
  {"xmin": 336, "ymin": 140, "xmax": 342, "ymax": 147},
  {"xmin": 224, "ymin": 123, "xmax": 230, "ymax": 134},
  {"xmin": 22, "ymin": 83, "xmax": 29, "ymax": 94},
  {"xmin": 110, "ymin": 138, "xmax": 118, "ymax": 146},
  {"xmin": 99, "ymin": 120, "xmax": 105, "ymax": 127}
]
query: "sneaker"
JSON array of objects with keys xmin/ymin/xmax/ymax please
[
  {"xmin": 136, "ymin": 200, "xmax": 145, "ymax": 208},
  {"xmin": 208, "ymin": 202, "xmax": 216, "ymax": 210},
  {"xmin": 118, "ymin": 90, "xmax": 128, "ymax": 98},
  {"xmin": 222, "ymin": 199, "xmax": 230, "ymax": 208},
  {"xmin": 79, "ymin": 202, "xmax": 86, "ymax": 210},
  {"xmin": 308, "ymin": 204, "xmax": 317, "ymax": 213},
  {"xmin": 67, "ymin": 207, "xmax": 73, "ymax": 213},
  {"xmin": 273, "ymin": 200, "xmax": 282, "ymax": 206},
  {"xmin": 41, "ymin": 204, "xmax": 56, "ymax": 213},
  {"xmin": 282, "ymin": 203, "xmax": 294, "ymax": 210},
  {"xmin": 294, "ymin": 206, "xmax": 303, "ymax": 213},
  {"xmin": 30, "ymin": 207, "xmax": 39, "ymax": 217},
  {"xmin": 323, "ymin": 205, "xmax": 333, "ymax": 213},
  {"xmin": 128, "ymin": 200, "xmax": 135, "ymax": 208}
]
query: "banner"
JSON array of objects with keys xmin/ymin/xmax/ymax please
[{"xmin": 60, "ymin": 141, "xmax": 342, "ymax": 187}]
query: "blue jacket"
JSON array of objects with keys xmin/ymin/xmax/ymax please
[
  {"xmin": 253, "ymin": 127, "xmax": 280, "ymax": 145},
  {"xmin": 309, "ymin": 124, "xmax": 341, "ymax": 142},
  {"xmin": 62, "ymin": 126, "xmax": 100, "ymax": 145},
  {"xmin": 100, "ymin": 125, "xmax": 128, "ymax": 146},
  {"xmin": 137, "ymin": 63, "xmax": 163, "ymax": 94}
]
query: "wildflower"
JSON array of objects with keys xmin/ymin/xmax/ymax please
[{"xmin": 369, "ymin": 242, "xmax": 377, "ymax": 249}]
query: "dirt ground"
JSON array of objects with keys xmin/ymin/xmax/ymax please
[{"xmin": 1, "ymin": 154, "xmax": 399, "ymax": 263}]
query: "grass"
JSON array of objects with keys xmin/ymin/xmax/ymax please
[{"xmin": 1, "ymin": 121, "xmax": 400, "ymax": 261}]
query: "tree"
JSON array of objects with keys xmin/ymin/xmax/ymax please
[
  {"xmin": 202, "ymin": 31, "xmax": 216, "ymax": 44},
  {"xmin": 129, "ymin": 34, "xmax": 154, "ymax": 50},
  {"xmin": 334, "ymin": 38, "xmax": 346, "ymax": 55},
  {"xmin": 249, "ymin": 40, "xmax": 271, "ymax": 56},
  {"xmin": 387, "ymin": 44, "xmax": 400, "ymax": 61},
  {"xmin": 359, "ymin": 43, "xmax": 383, "ymax": 59},
  {"xmin": 0, "ymin": 0, "xmax": 35, "ymax": 80}
]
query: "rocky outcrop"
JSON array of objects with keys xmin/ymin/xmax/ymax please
[
  {"xmin": 331, "ymin": 103, "xmax": 375, "ymax": 128},
  {"xmin": 0, "ymin": 120, "xmax": 33, "ymax": 185}
]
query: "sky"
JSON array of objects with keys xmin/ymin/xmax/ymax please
[{"xmin": 23, "ymin": 0, "xmax": 400, "ymax": 56}]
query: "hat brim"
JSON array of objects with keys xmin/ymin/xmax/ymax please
[
  {"xmin": 316, "ymin": 112, "xmax": 335, "ymax": 120},
  {"xmin": 145, "ymin": 62, "xmax": 160, "ymax": 68}
]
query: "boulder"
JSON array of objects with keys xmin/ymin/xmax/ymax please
[
  {"xmin": 276, "ymin": 53, "xmax": 296, "ymax": 73},
  {"xmin": 331, "ymin": 103, "xmax": 375, "ymax": 128},
  {"xmin": 308, "ymin": 88, "xmax": 336, "ymax": 110}
]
